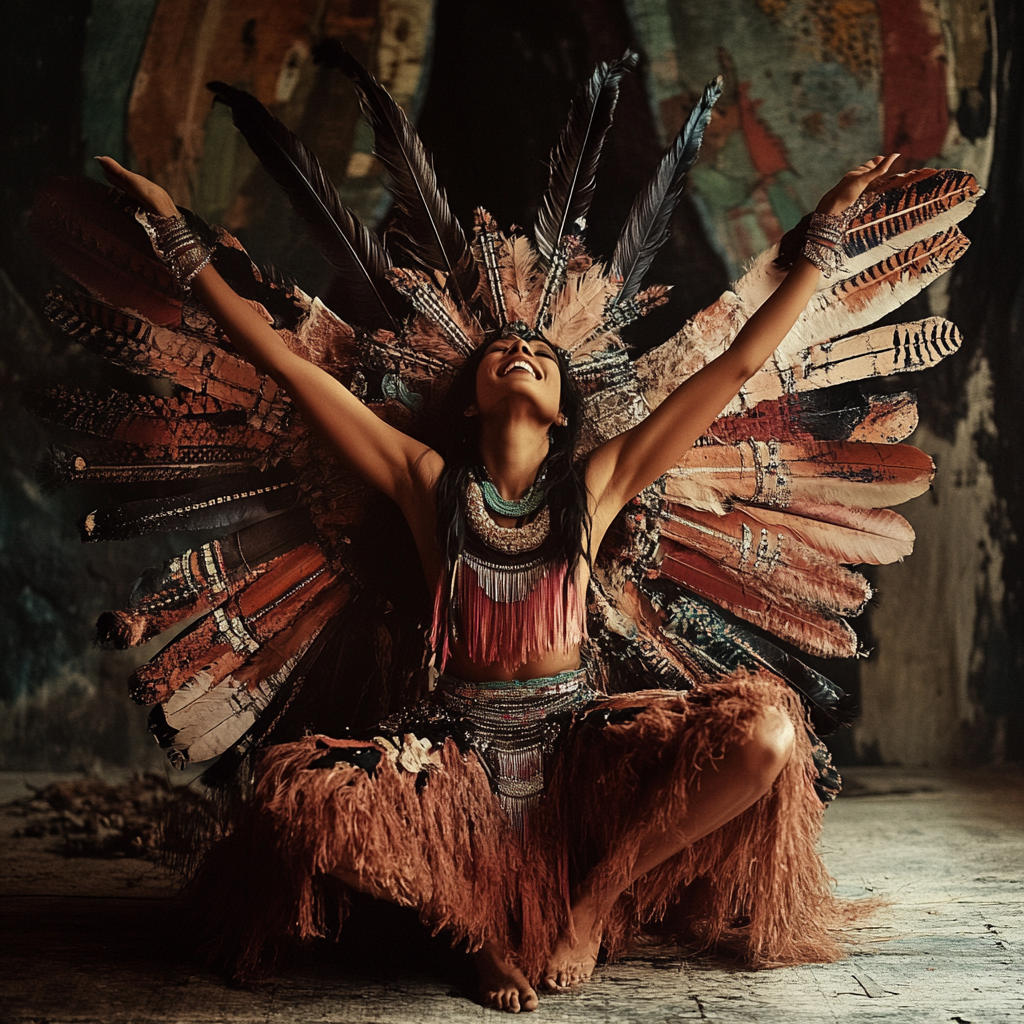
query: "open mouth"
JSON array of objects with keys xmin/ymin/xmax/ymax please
[{"xmin": 499, "ymin": 360, "xmax": 539, "ymax": 379}]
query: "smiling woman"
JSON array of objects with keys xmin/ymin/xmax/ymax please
[{"xmin": 25, "ymin": 35, "xmax": 980, "ymax": 1015}]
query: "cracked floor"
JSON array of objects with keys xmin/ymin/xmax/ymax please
[{"xmin": 1, "ymin": 766, "xmax": 1021, "ymax": 1023}]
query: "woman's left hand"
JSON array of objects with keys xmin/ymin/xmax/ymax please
[{"xmin": 816, "ymin": 153, "xmax": 900, "ymax": 216}]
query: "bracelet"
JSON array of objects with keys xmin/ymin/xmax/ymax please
[
  {"xmin": 135, "ymin": 210, "xmax": 213, "ymax": 290},
  {"xmin": 800, "ymin": 194, "xmax": 866, "ymax": 279}
]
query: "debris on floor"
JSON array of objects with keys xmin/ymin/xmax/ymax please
[{"xmin": 4, "ymin": 773, "xmax": 193, "ymax": 859}]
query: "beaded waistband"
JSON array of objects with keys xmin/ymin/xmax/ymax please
[
  {"xmin": 432, "ymin": 667, "xmax": 593, "ymax": 838},
  {"xmin": 436, "ymin": 666, "xmax": 588, "ymax": 697}
]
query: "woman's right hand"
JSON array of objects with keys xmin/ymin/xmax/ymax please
[{"xmin": 95, "ymin": 156, "xmax": 179, "ymax": 218}]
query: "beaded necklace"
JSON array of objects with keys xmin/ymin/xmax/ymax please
[{"xmin": 477, "ymin": 465, "xmax": 548, "ymax": 518}]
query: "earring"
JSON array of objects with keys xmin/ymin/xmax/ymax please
[
  {"xmin": 558, "ymin": 414, "xmax": 568, "ymax": 427},
  {"xmin": 464, "ymin": 406, "xmax": 478, "ymax": 417}
]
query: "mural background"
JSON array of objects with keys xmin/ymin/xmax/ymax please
[{"xmin": 2, "ymin": 0, "xmax": 1020, "ymax": 770}]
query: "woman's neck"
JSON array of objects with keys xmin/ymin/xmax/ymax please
[{"xmin": 477, "ymin": 416, "xmax": 550, "ymax": 501}]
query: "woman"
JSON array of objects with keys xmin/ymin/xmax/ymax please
[{"xmin": 96, "ymin": 150, "xmax": 897, "ymax": 1012}]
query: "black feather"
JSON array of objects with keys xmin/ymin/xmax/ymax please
[
  {"xmin": 534, "ymin": 52, "xmax": 638, "ymax": 263},
  {"xmin": 313, "ymin": 41, "xmax": 480, "ymax": 304},
  {"xmin": 610, "ymin": 76, "xmax": 722, "ymax": 305},
  {"xmin": 206, "ymin": 80, "xmax": 399, "ymax": 331},
  {"xmin": 79, "ymin": 473, "xmax": 298, "ymax": 542}
]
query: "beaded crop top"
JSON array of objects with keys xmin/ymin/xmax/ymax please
[{"xmin": 429, "ymin": 477, "xmax": 587, "ymax": 667}]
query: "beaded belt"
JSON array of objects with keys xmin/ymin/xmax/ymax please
[{"xmin": 434, "ymin": 668, "xmax": 595, "ymax": 836}]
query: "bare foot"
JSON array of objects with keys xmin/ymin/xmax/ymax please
[
  {"xmin": 541, "ymin": 898, "xmax": 602, "ymax": 992},
  {"xmin": 474, "ymin": 940, "xmax": 538, "ymax": 1013}
]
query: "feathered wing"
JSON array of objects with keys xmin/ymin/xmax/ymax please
[
  {"xmin": 31, "ymin": 138, "xmax": 979, "ymax": 770},
  {"xmin": 29, "ymin": 177, "xmax": 427, "ymax": 769},
  {"xmin": 594, "ymin": 169, "xmax": 980, "ymax": 727}
]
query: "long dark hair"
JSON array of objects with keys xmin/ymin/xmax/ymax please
[{"xmin": 433, "ymin": 339, "xmax": 592, "ymax": 585}]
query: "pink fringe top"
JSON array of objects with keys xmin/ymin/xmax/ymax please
[{"xmin": 430, "ymin": 556, "xmax": 586, "ymax": 668}]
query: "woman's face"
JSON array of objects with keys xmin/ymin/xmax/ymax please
[{"xmin": 471, "ymin": 336, "xmax": 563, "ymax": 424}]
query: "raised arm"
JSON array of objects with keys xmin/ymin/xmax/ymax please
[
  {"xmin": 586, "ymin": 154, "xmax": 899, "ymax": 528},
  {"xmin": 96, "ymin": 158, "xmax": 442, "ymax": 512}
]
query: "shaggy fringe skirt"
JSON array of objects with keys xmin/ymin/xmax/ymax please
[{"xmin": 190, "ymin": 669, "xmax": 849, "ymax": 985}]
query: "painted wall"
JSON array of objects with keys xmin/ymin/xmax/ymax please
[{"xmin": 1, "ymin": 0, "xmax": 1019, "ymax": 769}]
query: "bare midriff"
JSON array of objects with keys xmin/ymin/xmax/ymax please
[{"xmin": 443, "ymin": 640, "xmax": 584, "ymax": 684}]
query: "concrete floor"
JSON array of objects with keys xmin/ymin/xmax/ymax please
[{"xmin": 1, "ymin": 766, "xmax": 1021, "ymax": 1023}]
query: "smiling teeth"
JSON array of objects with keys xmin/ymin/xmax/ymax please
[{"xmin": 502, "ymin": 360, "xmax": 538, "ymax": 378}]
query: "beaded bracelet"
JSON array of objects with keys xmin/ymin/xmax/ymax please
[
  {"xmin": 801, "ymin": 194, "xmax": 867, "ymax": 279},
  {"xmin": 135, "ymin": 211, "xmax": 213, "ymax": 290}
]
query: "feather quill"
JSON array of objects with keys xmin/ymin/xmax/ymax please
[
  {"xmin": 206, "ymin": 81, "xmax": 398, "ymax": 331},
  {"xmin": 610, "ymin": 76, "xmax": 722, "ymax": 305},
  {"xmin": 313, "ymin": 41, "xmax": 480, "ymax": 304},
  {"xmin": 533, "ymin": 52, "xmax": 638, "ymax": 263}
]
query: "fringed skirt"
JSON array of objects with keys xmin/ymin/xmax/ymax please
[{"xmin": 190, "ymin": 668, "xmax": 848, "ymax": 986}]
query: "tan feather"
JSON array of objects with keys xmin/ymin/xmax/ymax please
[
  {"xmin": 502, "ymin": 235, "xmax": 544, "ymax": 324},
  {"xmin": 547, "ymin": 264, "xmax": 616, "ymax": 353},
  {"xmin": 739, "ymin": 501, "xmax": 916, "ymax": 565},
  {"xmin": 666, "ymin": 439, "xmax": 934, "ymax": 515}
]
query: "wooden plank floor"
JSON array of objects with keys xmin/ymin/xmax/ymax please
[{"xmin": 1, "ymin": 766, "xmax": 1021, "ymax": 1023}]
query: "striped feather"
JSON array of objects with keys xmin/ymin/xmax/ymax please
[
  {"xmin": 737, "ymin": 317, "xmax": 962, "ymax": 409},
  {"xmin": 24, "ymin": 386, "xmax": 295, "ymax": 456},
  {"xmin": 385, "ymin": 267, "xmax": 482, "ymax": 357},
  {"xmin": 96, "ymin": 512, "xmax": 317, "ymax": 648},
  {"xmin": 784, "ymin": 229, "xmax": 970, "ymax": 352},
  {"xmin": 473, "ymin": 208, "xmax": 509, "ymax": 328},
  {"xmin": 847, "ymin": 168, "xmax": 981, "ymax": 260},
  {"xmin": 44, "ymin": 290, "xmax": 290, "ymax": 425},
  {"xmin": 128, "ymin": 550, "xmax": 343, "ymax": 705}
]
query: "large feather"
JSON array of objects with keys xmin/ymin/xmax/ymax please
[
  {"xmin": 206, "ymin": 80, "xmax": 398, "ymax": 331},
  {"xmin": 313, "ymin": 41, "xmax": 480, "ymax": 304},
  {"xmin": 610, "ymin": 76, "xmax": 722, "ymax": 304},
  {"xmin": 129, "ymin": 551, "xmax": 343, "ymax": 704},
  {"xmin": 666, "ymin": 439, "xmax": 935, "ymax": 515},
  {"xmin": 96, "ymin": 510, "xmax": 316, "ymax": 648},
  {"xmin": 533, "ymin": 52, "xmax": 638, "ymax": 262}
]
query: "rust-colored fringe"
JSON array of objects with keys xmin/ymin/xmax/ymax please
[
  {"xmin": 519, "ymin": 671, "xmax": 850, "ymax": 981},
  {"xmin": 190, "ymin": 670, "xmax": 857, "ymax": 987},
  {"xmin": 188, "ymin": 736, "xmax": 522, "ymax": 983}
]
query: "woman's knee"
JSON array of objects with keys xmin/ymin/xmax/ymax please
[{"xmin": 738, "ymin": 706, "xmax": 796, "ymax": 786}]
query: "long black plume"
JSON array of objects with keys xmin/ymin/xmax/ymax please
[
  {"xmin": 207, "ymin": 81, "xmax": 399, "ymax": 331},
  {"xmin": 313, "ymin": 41, "xmax": 480, "ymax": 305},
  {"xmin": 534, "ymin": 51, "xmax": 638, "ymax": 264},
  {"xmin": 609, "ymin": 76, "xmax": 722, "ymax": 305}
]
